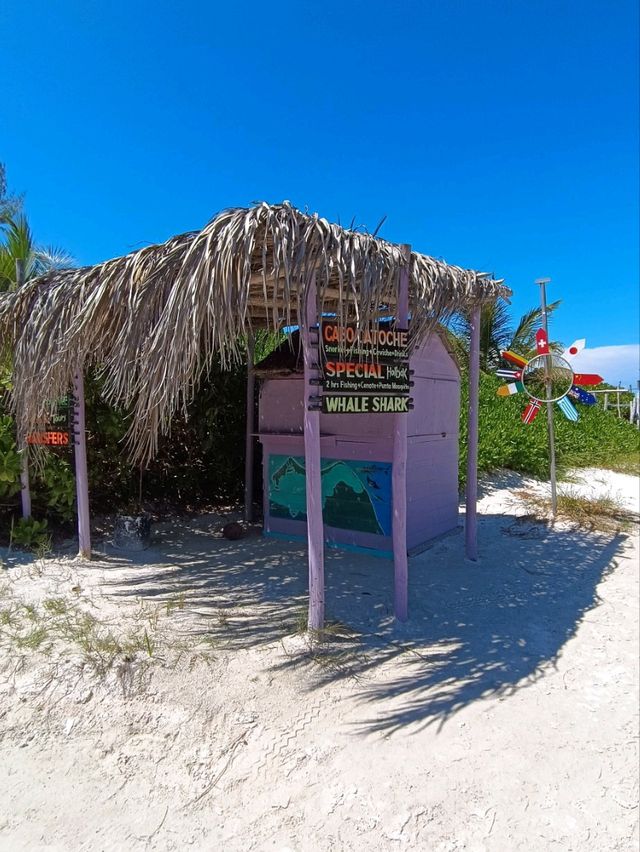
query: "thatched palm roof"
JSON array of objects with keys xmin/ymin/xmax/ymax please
[
  {"xmin": 253, "ymin": 323, "xmax": 462, "ymax": 378},
  {"xmin": 0, "ymin": 202, "xmax": 508, "ymax": 462}
]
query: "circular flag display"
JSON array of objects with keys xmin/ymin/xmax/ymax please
[{"xmin": 496, "ymin": 333, "xmax": 602, "ymax": 424}]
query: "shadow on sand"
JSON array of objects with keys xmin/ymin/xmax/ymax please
[{"xmin": 97, "ymin": 510, "xmax": 629, "ymax": 734}]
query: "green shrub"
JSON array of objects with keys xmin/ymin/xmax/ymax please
[
  {"xmin": 40, "ymin": 454, "xmax": 75, "ymax": 522},
  {"xmin": 10, "ymin": 517, "xmax": 50, "ymax": 550},
  {"xmin": 0, "ymin": 414, "xmax": 21, "ymax": 500},
  {"xmin": 459, "ymin": 372, "xmax": 640, "ymax": 486},
  {"xmin": 82, "ymin": 359, "xmax": 249, "ymax": 511}
]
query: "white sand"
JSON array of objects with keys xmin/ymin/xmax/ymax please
[{"xmin": 0, "ymin": 469, "xmax": 638, "ymax": 851}]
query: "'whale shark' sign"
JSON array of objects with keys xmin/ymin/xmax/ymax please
[{"xmin": 322, "ymin": 394, "xmax": 412, "ymax": 414}]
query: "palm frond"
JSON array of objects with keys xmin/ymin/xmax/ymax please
[
  {"xmin": 0, "ymin": 201, "xmax": 508, "ymax": 463},
  {"xmin": 0, "ymin": 215, "xmax": 75, "ymax": 291},
  {"xmin": 0, "ymin": 163, "xmax": 23, "ymax": 224},
  {"xmin": 33, "ymin": 245, "xmax": 75, "ymax": 275},
  {"xmin": 510, "ymin": 299, "xmax": 561, "ymax": 358},
  {"xmin": 451, "ymin": 297, "xmax": 563, "ymax": 370}
]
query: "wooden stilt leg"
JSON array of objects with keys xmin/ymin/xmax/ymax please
[
  {"xmin": 73, "ymin": 371, "xmax": 91, "ymax": 559},
  {"xmin": 244, "ymin": 333, "xmax": 255, "ymax": 523},
  {"xmin": 302, "ymin": 273, "xmax": 325, "ymax": 631},
  {"xmin": 465, "ymin": 304, "xmax": 481, "ymax": 561},
  {"xmin": 393, "ymin": 245, "xmax": 411, "ymax": 621},
  {"xmin": 19, "ymin": 436, "xmax": 31, "ymax": 519}
]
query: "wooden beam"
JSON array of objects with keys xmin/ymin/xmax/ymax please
[
  {"xmin": 19, "ymin": 436, "xmax": 31, "ymax": 519},
  {"xmin": 243, "ymin": 333, "xmax": 255, "ymax": 523},
  {"xmin": 246, "ymin": 302, "xmax": 395, "ymax": 326},
  {"xmin": 72, "ymin": 370, "xmax": 91, "ymax": 559},
  {"xmin": 248, "ymin": 276, "xmax": 398, "ymax": 305},
  {"xmin": 392, "ymin": 244, "xmax": 410, "ymax": 622},
  {"xmin": 302, "ymin": 271, "xmax": 325, "ymax": 631},
  {"xmin": 15, "ymin": 260, "xmax": 31, "ymax": 519},
  {"xmin": 465, "ymin": 304, "xmax": 481, "ymax": 561}
]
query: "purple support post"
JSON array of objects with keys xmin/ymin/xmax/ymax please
[
  {"xmin": 15, "ymin": 260, "xmax": 31, "ymax": 519},
  {"xmin": 244, "ymin": 332, "xmax": 255, "ymax": 523},
  {"xmin": 302, "ymin": 272, "xmax": 325, "ymax": 631},
  {"xmin": 465, "ymin": 303, "xmax": 481, "ymax": 561},
  {"xmin": 19, "ymin": 438, "xmax": 31, "ymax": 519},
  {"xmin": 72, "ymin": 370, "xmax": 91, "ymax": 559},
  {"xmin": 393, "ymin": 244, "xmax": 411, "ymax": 621}
]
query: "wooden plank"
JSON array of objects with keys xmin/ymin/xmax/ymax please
[
  {"xmin": 535, "ymin": 328, "xmax": 550, "ymax": 355},
  {"xmin": 573, "ymin": 373, "xmax": 603, "ymax": 386},
  {"xmin": 72, "ymin": 371, "xmax": 91, "ymax": 559},
  {"xmin": 557, "ymin": 395, "xmax": 579, "ymax": 421},
  {"xmin": 244, "ymin": 333, "xmax": 255, "ymax": 522},
  {"xmin": 248, "ymin": 274, "xmax": 398, "ymax": 305},
  {"xmin": 19, "ymin": 436, "xmax": 31, "ymax": 519},
  {"xmin": 302, "ymin": 272, "xmax": 325, "ymax": 631},
  {"xmin": 522, "ymin": 400, "xmax": 541, "ymax": 424},
  {"xmin": 562, "ymin": 338, "xmax": 586, "ymax": 359},
  {"xmin": 568, "ymin": 386, "xmax": 596, "ymax": 405},
  {"xmin": 500, "ymin": 350, "xmax": 528, "ymax": 368},
  {"xmin": 465, "ymin": 304, "xmax": 481, "ymax": 561},
  {"xmin": 393, "ymin": 245, "xmax": 410, "ymax": 622},
  {"xmin": 15, "ymin": 260, "xmax": 31, "ymax": 520},
  {"xmin": 497, "ymin": 381, "xmax": 524, "ymax": 396}
]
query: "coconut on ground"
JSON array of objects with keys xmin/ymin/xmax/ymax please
[{"xmin": 0, "ymin": 469, "xmax": 638, "ymax": 851}]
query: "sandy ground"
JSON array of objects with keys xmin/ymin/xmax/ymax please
[{"xmin": 0, "ymin": 469, "xmax": 638, "ymax": 852}]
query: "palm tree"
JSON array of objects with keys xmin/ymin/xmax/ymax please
[
  {"xmin": 449, "ymin": 296, "xmax": 561, "ymax": 371},
  {"xmin": 0, "ymin": 163, "xmax": 23, "ymax": 225},
  {"xmin": 0, "ymin": 214, "xmax": 73, "ymax": 292}
]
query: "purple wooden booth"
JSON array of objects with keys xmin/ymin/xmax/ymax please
[
  {"xmin": 255, "ymin": 326, "xmax": 461, "ymax": 558},
  {"xmin": 2, "ymin": 203, "xmax": 502, "ymax": 631}
]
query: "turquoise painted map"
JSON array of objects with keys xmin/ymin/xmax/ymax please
[{"xmin": 268, "ymin": 455, "xmax": 392, "ymax": 536}]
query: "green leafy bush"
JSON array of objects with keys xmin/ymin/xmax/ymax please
[
  {"xmin": 11, "ymin": 517, "xmax": 50, "ymax": 550},
  {"xmin": 40, "ymin": 454, "xmax": 75, "ymax": 522},
  {"xmin": 0, "ymin": 414, "xmax": 21, "ymax": 500},
  {"xmin": 82, "ymin": 359, "xmax": 249, "ymax": 511},
  {"xmin": 2, "ymin": 341, "xmax": 635, "ymax": 534},
  {"xmin": 459, "ymin": 372, "xmax": 640, "ymax": 486}
]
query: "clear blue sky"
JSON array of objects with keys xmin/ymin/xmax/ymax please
[{"xmin": 1, "ymin": 1, "xmax": 638, "ymax": 371}]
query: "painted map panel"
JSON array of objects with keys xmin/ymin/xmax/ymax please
[{"xmin": 268, "ymin": 455, "xmax": 392, "ymax": 536}]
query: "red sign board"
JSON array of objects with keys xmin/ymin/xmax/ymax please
[
  {"xmin": 27, "ymin": 431, "xmax": 70, "ymax": 446},
  {"xmin": 26, "ymin": 396, "xmax": 71, "ymax": 447}
]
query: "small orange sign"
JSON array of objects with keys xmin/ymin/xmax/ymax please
[{"xmin": 27, "ymin": 431, "xmax": 70, "ymax": 446}]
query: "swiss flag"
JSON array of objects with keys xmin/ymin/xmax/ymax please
[{"xmin": 536, "ymin": 328, "xmax": 550, "ymax": 355}]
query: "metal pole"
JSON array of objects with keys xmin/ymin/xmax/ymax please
[
  {"xmin": 15, "ymin": 259, "xmax": 31, "ymax": 519},
  {"xmin": 465, "ymin": 303, "xmax": 481, "ymax": 560},
  {"xmin": 535, "ymin": 278, "xmax": 557, "ymax": 517},
  {"xmin": 243, "ymin": 332, "xmax": 255, "ymax": 523},
  {"xmin": 392, "ymin": 244, "xmax": 410, "ymax": 620}
]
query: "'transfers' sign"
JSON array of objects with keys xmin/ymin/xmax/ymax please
[
  {"xmin": 27, "ymin": 431, "xmax": 70, "ymax": 446},
  {"xmin": 26, "ymin": 396, "xmax": 71, "ymax": 447}
]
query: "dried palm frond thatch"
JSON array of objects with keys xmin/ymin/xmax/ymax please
[{"xmin": 0, "ymin": 202, "xmax": 508, "ymax": 462}]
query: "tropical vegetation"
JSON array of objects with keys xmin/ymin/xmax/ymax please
[
  {"xmin": 449, "ymin": 297, "xmax": 561, "ymax": 370},
  {"xmin": 459, "ymin": 371, "xmax": 639, "ymax": 487},
  {"xmin": 0, "ymin": 164, "xmax": 637, "ymax": 546}
]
